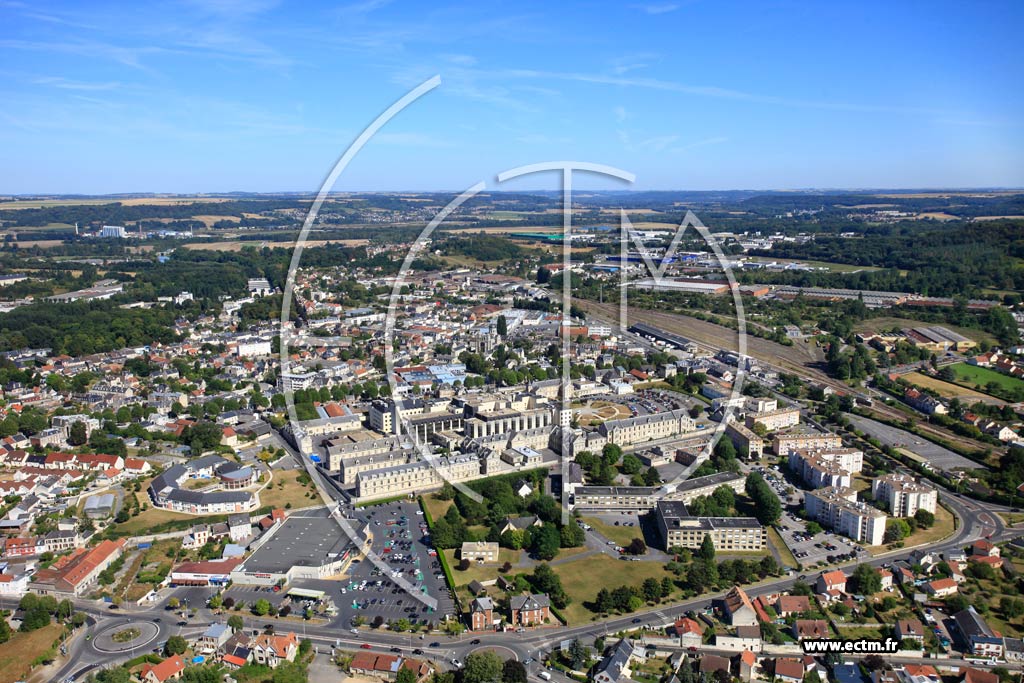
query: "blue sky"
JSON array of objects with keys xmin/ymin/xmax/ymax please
[{"xmin": 1, "ymin": 0, "xmax": 1022, "ymax": 193}]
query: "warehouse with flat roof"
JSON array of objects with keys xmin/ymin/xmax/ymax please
[{"xmin": 231, "ymin": 515, "xmax": 356, "ymax": 585}]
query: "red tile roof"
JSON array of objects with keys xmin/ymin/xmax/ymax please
[{"xmin": 141, "ymin": 655, "xmax": 185, "ymax": 683}]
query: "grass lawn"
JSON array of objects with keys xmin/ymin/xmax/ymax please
[
  {"xmin": 549, "ymin": 554, "xmax": 673, "ymax": 624},
  {"xmin": 581, "ymin": 517, "xmax": 644, "ymax": 547},
  {"xmin": 445, "ymin": 548, "xmax": 521, "ymax": 586},
  {"xmin": 870, "ymin": 503, "xmax": 956, "ymax": 556},
  {"xmin": 950, "ymin": 363, "xmax": 1024, "ymax": 394},
  {"xmin": 422, "ymin": 495, "xmax": 454, "ymax": 522},
  {"xmin": 850, "ymin": 474, "xmax": 872, "ymax": 493},
  {"xmin": 0, "ymin": 623, "xmax": 64, "ymax": 683},
  {"xmin": 112, "ymin": 506, "xmax": 196, "ymax": 534},
  {"xmin": 258, "ymin": 468, "xmax": 316, "ymax": 509},
  {"xmin": 767, "ymin": 527, "xmax": 798, "ymax": 569},
  {"xmin": 999, "ymin": 512, "xmax": 1024, "ymax": 526},
  {"xmin": 835, "ymin": 625, "xmax": 885, "ymax": 639}
]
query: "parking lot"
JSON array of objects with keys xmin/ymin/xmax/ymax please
[
  {"xmin": 335, "ymin": 499, "xmax": 456, "ymax": 629},
  {"xmin": 618, "ymin": 389, "xmax": 693, "ymax": 418},
  {"xmin": 757, "ymin": 466, "xmax": 867, "ymax": 566}
]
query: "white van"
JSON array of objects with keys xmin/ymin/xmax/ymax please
[{"xmin": 538, "ymin": 673, "xmax": 552, "ymax": 681}]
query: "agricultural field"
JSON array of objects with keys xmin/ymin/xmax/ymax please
[
  {"xmin": 184, "ymin": 238, "xmax": 369, "ymax": 251},
  {"xmin": 903, "ymin": 372, "xmax": 1000, "ymax": 402}
]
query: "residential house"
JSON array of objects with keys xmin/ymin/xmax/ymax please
[
  {"xmin": 220, "ymin": 631, "xmax": 253, "ymax": 669},
  {"xmin": 952, "ymin": 608, "xmax": 1004, "ymax": 658},
  {"xmin": 722, "ymin": 586, "xmax": 758, "ymax": 627},
  {"xmin": 895, "ymin": 619, "xmax": 925, "ymax": 644},
  {"xmin": 775, "ymin": 595, "xmax": 811, "ymax": 617},
  {"xmin": 699, "ymin": 655, "xmax": 731, "ymax": 676},
  {"xmin": 251, "ymin": 631, "xmax": 299, "ymax": 668},
  {"xmin": 197, "ymin": 623, "xmax": 232, "ymax": 654},
  {"xmin": 971, "ymin": 540, "xmax": 1000, "ymax": 558},
  {"xmin": 924, "ymin": 578, "xmax": 958, "ymax": 598},
  {"xmin": 228, "ymin": 514, "xmax": 251, "ymax": 543},
  {"xmin": 593, "ymin": 639, "xmax": 634, "ymax": 683},
  {"xmin": 140, "ymin": 655, "xmax": 186, "ymax": 683},
  {"xmin": 715, "ymin": 625, "xmax": 763, "ymax": 653},
  {"xmin": 961, "ymin": 670, "xmax": 998, "ymax": 683},
  {"xmin": 899, "ymin": 665, "xmax": 940, "ymax": 683},
  {"xmin": 793, "ymin": 620, "xmax": 830, "ymax": 640},
  {"xmin": 738, "ymin": 650, "xmax": 757, "ymax": 683},
  {"xmin": 816, "ymin": 569, "xmax": 847, "ymax": 595},
  {"xmin": 674, "ymin": 617, "xmax": 703, "ymax": 648},
  {"xmin": 350, "ymin": 653, "xmax": 404, "ymax": 681},
  {"xmin": 509, "ymin": 593, "xmax": 551, "ymax": 627},
  {"xmin": 774, "ymin": 658, "xmax": 804, "ymax": 683},
  {"xmin": 469, "ymin": 597, "xmax": 494, "ymax": 632}
]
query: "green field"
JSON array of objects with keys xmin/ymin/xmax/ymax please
[
  {"xmin": 550, "ymin": 554, "xmax": 675, "ymax": 624},
  {"xmin": 950, "ymin": 363, "xmax": 1024, "ymax": 393}
]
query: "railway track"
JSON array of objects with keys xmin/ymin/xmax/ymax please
[{"xmin": 580, "ymin": 301, "xmax": 992, "ymax": 460}]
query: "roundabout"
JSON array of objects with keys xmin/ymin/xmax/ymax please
[
  {"xmin": 467, "ymin": 643, "xmax": 520, "ymax": 661},
  {"xmin": 92, "ymin": 620, "xmax": 160, "ymax": 653}
]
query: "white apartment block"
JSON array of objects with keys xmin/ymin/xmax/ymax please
[
  {"xmin": 804, "ymin": 486, "xmax": 887, "ymax": 546},
  {"xmin": 744, "ymin": 397, "xmax": 778, "ymax": 414},
  {"xmin": 235, "ymin": 338, "xmax": 273, "ymax": 357},
  {"xmin": 745, "ymin": 407, "xmax": 801, "ymax": 432},
  {"xmin": 572, "ymin": 486, "xmax": 661, "ymax": 512},
  {"xmin": 772, "ymin": 429, "xmax": 843, "ymax": 455},
  {"xmin": 871, "ymin": 474, "xmax": 938, "ymax": 517},
  {"xmin": 788, "ymin": 448, "xmax": 864, "ymax": 489}
]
